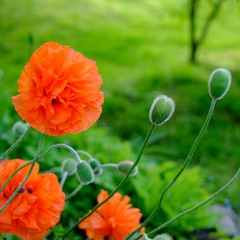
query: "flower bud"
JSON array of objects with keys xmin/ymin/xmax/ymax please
[
  {"xmin": 208, "ymin": 68, "xmax": 232, "ymax": 100},
  {"xmin": 12, "ymin": 121, "xmax": 28, "ymax": 135},
  {"xmin": 76, "ymin": 161, "xmax": 94, "ymax": 185},
  {"xmin": 142, "ymin": 233, "xmax": 152, "ymax": 240},
  {"xmin": 89, "ymin": 158, "xmax": 103, "ymax": 176},
  {"xmin": 62, "ymin": 158, "xmax": 76, "ymax": 176},
  {"xmin": 153, "ymin": 234, "xmax": 173, "ymax": 240},
  {"xmin": 149, "ymin": 95, "xmax": 175, "ymax": 126},
  {"xmin": 117, "ymin": 160, "xmax": 138, "ymax": 176}
]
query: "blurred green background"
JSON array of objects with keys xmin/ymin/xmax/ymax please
[{"xmin": 1, "ymin": 0, "xmax": 240, "ymax": 239}]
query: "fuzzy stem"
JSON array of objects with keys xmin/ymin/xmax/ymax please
[
  {"xmin": 126, "ymin": 98, "xmax": 217, "ymax": 239},
  {"xmin": 0, "ymin": 160, "xmax": 33, "ymax": 193},
  {"xmin": 0, "ymin": 133, "xmax": 45, "ymax": 213},
  {"xmin": 66, "ymin": 164, "xmax": 118, "ymax": 201},
  {"xmin": 62, "ymin": 124, "xmax": 156, "ymax": 239},
  {"xmin": 60, "ymin": 171, "xmax": 68, "ymax": 187},
  {"xmin": 66, "ymin": 183, "xmax": 84, "ymax": 201},
  {"xmin": 148, "ymin": 167, "xmax": 240, "ymax": 237},
  {"xmin": 77, "ymin": 150, "xmax": 93, "ymax": 160},
  {"xmin": 93, "ymin": 163, "xmax": 118, "ymax": 172},
  {"xmin": 38, "ymin": 143, "xmax": 82, "ymax": 163},
  {"xmin": 0, "ymin": 125, "xmax": 31, "ymax": 162}
]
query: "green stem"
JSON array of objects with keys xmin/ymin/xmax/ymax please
[
  {"xmin": 0, "ymin": 133, "xmax": 45, "ymax": 213},
  {"xmin": 126, "ymin": 98, "xmax": 217, "ymax": 239},
  {"xmin": 0, "ymin": 160, "xmax": 33, "ymax": 193},
  {"xmin": 66, "ymin": 164, "xmax": 119, "ymax": 200},
  {"xmin": 66, "ymin": 183, "xmax": 84, "ymax": 200},
  {"xmin": 148, "ymin": 167, "xmax": 240, "ymax": 237},
  {"xmin": 60, "ymin": 171, "xmax": 68, "ymax": 187},
  {"xmin": 0, "ymin": 125, "xmax": 31, "ymax": 162},
  {"xmin": 77, "ymin": 150, "xmax": 93, "ymax": 160},
  {"xmin": 94, "ymin": 163, "xmax": 118, "ymax": 172},
  {"xmin": 62, "ymin": 124, "xmax": 156, "ymax": 239},
  {"xmin": 38, "ymin": 143, "xmax": 82, "ymax": 163}
]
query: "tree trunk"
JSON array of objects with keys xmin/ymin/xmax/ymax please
[
  {"xmin": 189, "ymin": 0, "xmax": 199, "ymax": 63},
  {"xmin": 189, "ymin": 0, "xmax": 224, "ymax": 64}
]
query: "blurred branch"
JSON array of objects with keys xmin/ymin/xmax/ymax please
[{"xmin": 189, "ymin": 0, "xmax": 226, "ymax": 63}]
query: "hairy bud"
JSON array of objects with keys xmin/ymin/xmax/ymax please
[
  {"xmin": 208, "ymin": 68, "xmax": 232, "ymax": 100},
  {"xmin": 153, "ymin": 234, "xmax": 173, "ymax": 240},
  {"xmin": 76, "ymin": 161, "xmax": 94, "ymax": 185},
  {"xmin": 62, "ymin": 158, "xmax": 76, "ymax": 176},
  {"xmin": 149, "ymin": 95, "xmax": 175, "ymax": 126},
  {"xmin": 12, "ymin": 121, "xmax": 28, "ymax": 135},
  {"xmin": 89, "ymin": 158, "xmax": 103, "ymax": 176},
  {"xmin": 117, "ymin": 160, "xmax": 138, "ymax": 176},
  {"xmin": 142, "ymin": 233, "xmax": 152, "ymax": 240}
]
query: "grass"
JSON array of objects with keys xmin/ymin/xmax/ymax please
[{"xmin": 1, "ymin": 0, "xmax": 240, "ymax": 237}]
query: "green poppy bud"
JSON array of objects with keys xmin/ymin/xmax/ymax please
[
  {"xmin": 76, "ymin": 161, "xmax": 94, "ymax": 185},
  {"xmin": 149, "ymin": 95, "xmax": 175, "ymax": 126},
  {"xmin": 62, "ymin": 158, "xmax": 76, "ymax": 176},
  {"xmin": 117, "ymin": 160, "xmax": 138, "ymax": 176},
  {"xmin": 208, "ymin": 68, "xmax": 232, "ymax": 100},
  {"xmin": 12, "ymin": 121, "xmax": 28, "ymax": 135},
  {"xmin": 89, "ymin": 158, "xmax": 103, "ymax": 176},
  {"xmin": 142, "ymin": 233, "xmax": 152, "ymax": 240},
  {"xmin": 153, "ymin": 234, "xmax": 173, "ymax": 240}
]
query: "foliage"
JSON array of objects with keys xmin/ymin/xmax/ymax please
[
  {"xmin": 0, "ymin": 0, "xmax": 240, "ymax": 238},
  {"xmin": 131, "ymin": 160, "xmax": 218, "ymax": 236}
]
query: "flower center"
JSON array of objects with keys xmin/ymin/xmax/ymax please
[
  {"xmin": 19, "ymin": 188, "xmax": 32, "ymax": 194},
  {"xmin": 108, "ymin": 217, "xmax": 116, "ymax": 228},
  {"xmin": 51, "ymin": 98, "xmax": 59, "ymax": 105}
]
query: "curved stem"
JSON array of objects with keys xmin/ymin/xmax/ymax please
[
  {"xmin": 0, "ymin": 160, "xmax": 37, "ymax": 213},
  {"xmin": 126, "ymin": 98, "xmax": 217, "ymax": 239},
  {"xmin": 62, "ymin": 124, "xmax": 156, "ymax": 239},
  {"xmin": 77, "ymin": 150, "xmax": 93, "ymax": 160},
  {"xmin": 61, "ymin": 171, "xmax": 68, "ymax": 187},
  {"xmin": 0, "ymin": 160, "xmax": 33, "ymax": 193},
  {"xmin": 38, "ymin": 143, "xmax": 82, "ymax": 163},
  {"xmin": 0, "ymin": 133, "xmax": 45, "ymax": 213},
  {"xmin": 66, "ymin": 183, "xmax": 84, "ymax": 200},
  {"xmin": 148, "ymin": 167, "xmax": 240, "ymax": 237},
  {"xmin": 0, "ymin": 125, "xmax": 31, "ymax": 162},
  {"xmin": 93, "ymin": 163, "xmax": 118, "ymax": 173},
  {"xmin": 66, "ymin": 164, "xmax": 118, "ymax": 200}
]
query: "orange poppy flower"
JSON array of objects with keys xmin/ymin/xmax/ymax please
[
  {"xmin": 12, "ymin": 42, "xmax": 104, "ymax": 136},
  {"xmin": 78, "ymin": 190, "xmax": 144, "ymax": 240},
  {"xmin": 0, "ymin": 159, "xmax": 65, "ymax": 240}
]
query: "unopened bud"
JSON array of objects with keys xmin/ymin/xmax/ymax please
[
  {"xmin": 89, "ymin": 159, "xmax": 103, "ymax": 176},
  {"xmin": 117, "ymin": 161, "xmax": 138, "ymax": 176},
  {"xmin": 153, "ymin": 234, "xmax": 173, "ymax": 240},
  {"xmin": 208, "ymin": 68, "xmax": 232, "ymax": 100},
  {"xmin": 149, "ymin": 95, "xmax": 175, "ymax": 126},
  {"xmin": 12, "ymin": 121, "xmax": 28, "ymax": 135},
  {"xmin": 142, "ymin": 233, "xmax": 152, "ymax": 240},
  {"xmin": 62, "ymin": 158, "xmax": 76, "ymax": 176},
  {"xmin": 76, "ymin": 161, "xmax": 94, "ymax": 185}
]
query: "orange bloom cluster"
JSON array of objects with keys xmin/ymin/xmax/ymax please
[
  {"xmin": 0, "ymin": 159, "xmax": 65, "ymax": 240},
  {"xmin": 78, "ymin": 190, "xmax": 144, "ymax": 240},
  {"xmin": 12, "ymin": 42, "xmax": 104, "ymax": 136}
]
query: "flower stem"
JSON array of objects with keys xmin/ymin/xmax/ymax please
[
  {"xmin": 0, "ymin": 160, "xmax": 33, "ymax": 193},
  {"xmin": 126, "ymin": 98, "xmax": 217, "ymax": 239},
  {"xmin": 62, "ymin": 124, "xmax": 156, "ymax": 239},
  {"xmin": 0, "ymin": 133, "xmax": 45, "ymax": 213},
  {"xmin": 38, "ymin": 143, "xmax": 82, "ymax": 163},
  {"xmin": 60, "ymin": 171, "xmax": 68, "ymax": 187},
  {"xmin": 0, "ymin": 124, "xmax": 31, "ymax": 162},
  {"xmin": 77, "ymin": 150, "xmax": 93, "ymax": 160},
  {"xmin": 66, "ymin": 183, "xmax": 84, "ymax": 200},
  {"xmin": 148, "ymin": 167, "xmax": 240, "ymax": 237},
  {"xmin": 94, "ymin": 163, "xmax": 118, "ymax": 172}
]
